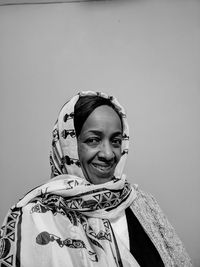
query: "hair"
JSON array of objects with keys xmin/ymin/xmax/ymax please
[{"xmin": 74, "ymin": 95, "xmax": 123, "ymax": 137}]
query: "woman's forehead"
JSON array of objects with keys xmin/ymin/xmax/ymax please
[{"xmin": 80, "ymin": 105, "xmax": 123, "ymax": 135}]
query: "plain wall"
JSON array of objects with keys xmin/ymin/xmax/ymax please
[{"xmin": 0, "ymin": 0, "xmax": 199, "ymax": 265}]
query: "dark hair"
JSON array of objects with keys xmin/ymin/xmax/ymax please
[{"xmin": 74, "ymin": 95, "xmax": 122, "ymax": 137}]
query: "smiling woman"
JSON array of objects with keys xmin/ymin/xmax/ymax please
[
  {"xmin": 75, "ymin": 100, "xmax": 123, "ymax": 184},
  {"xmin": 0, "ymin": 91, "xmax": 192, "ymax": 267}
]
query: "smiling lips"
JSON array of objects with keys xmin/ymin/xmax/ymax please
[{"xmin": 91, "ymin": 163, "xmax": 114, "ymax": 173}]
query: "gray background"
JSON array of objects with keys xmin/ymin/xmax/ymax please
[{"xmin": 0, "ymin": 0, "xmax": 199, "ymax": 265}]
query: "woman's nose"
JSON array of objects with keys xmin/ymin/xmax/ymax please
[{"xmin": 98, "ymin": 142, "xmax": 114, "ymax": 161}]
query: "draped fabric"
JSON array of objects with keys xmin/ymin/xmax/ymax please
[{"xmin": 0, "ymin": 175, "xmax": 140, "ymax": 267}]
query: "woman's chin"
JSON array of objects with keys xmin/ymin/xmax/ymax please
[{"xmin": 87, "ymin": 175, "xmax": 114, "ymax": 185}]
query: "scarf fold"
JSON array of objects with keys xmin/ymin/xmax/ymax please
[
  {"xmin": 0, "ymin": 175, "xmax": 138, "ymax": 267},
  {"xmin": 18, "ymin": 175, "xmax": 136, "ymax": 219}
]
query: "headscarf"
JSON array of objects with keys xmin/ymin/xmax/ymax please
[
  {"xmin": 49, "ymin": 91, "xmax": 129, "ymax": 180},
  {"xmin": 0, "ymin": 91, "xmax": 139, "ymax": 267}
]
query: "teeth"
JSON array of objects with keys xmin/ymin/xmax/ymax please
[
  {"xmin": 98, "ymin": 166, "xmax": 109, "ymax": 170},
  {"xmin": 93, "ymin": 164, "xmax": 111, "ymax": 171}
]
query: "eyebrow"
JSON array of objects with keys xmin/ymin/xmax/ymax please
[{"xmin": 85, "ymin": 130, "xmax": 123, "ymax": 136}]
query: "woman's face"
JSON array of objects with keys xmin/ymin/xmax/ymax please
[{"xmin": 77, "ymin": 105, "xmax": 123, "ymax": 184}]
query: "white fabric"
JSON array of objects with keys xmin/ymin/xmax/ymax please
[{"xmin": 111, "ymin": 211, "xmax": 130, "ymax": 250}]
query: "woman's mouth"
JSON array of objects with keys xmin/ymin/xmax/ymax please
[{"xmin": 91, "ymin": 163, "xmax": 114, "ymax": 173}]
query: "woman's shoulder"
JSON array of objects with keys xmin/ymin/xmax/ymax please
[
  {"xmin": 129, "ymin": 184, "xmax": 193, "ymax": 266},
  {"xmin": 130, "ymin": 184, "xmax": 160, "ymax": 210}
]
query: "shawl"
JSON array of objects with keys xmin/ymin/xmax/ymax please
[
  {"xmin": 0, "ymin": 91, "xmax": 139, "ymax": 267},
  {"xmin": 0, "ymin": 91, "xmax": 192, "ymax": 267}
]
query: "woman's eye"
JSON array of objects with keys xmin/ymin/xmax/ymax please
[
  {"xmin": 112, "ymin": 138, "xmax": 122, "ymax": 146},
  {"xmin": 86, "ymin": 138, "xmax": 100, "ymax": 145}
]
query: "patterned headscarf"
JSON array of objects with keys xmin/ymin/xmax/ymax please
[
  {"xmin": 50, "ymin": 91, "xmax": 129, "ymax": 181},
  {"xmin": 0, "ymin": 91, "xmax": 140, "ymax": 267}
]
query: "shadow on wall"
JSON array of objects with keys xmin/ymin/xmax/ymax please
[
  {"xmin": 0, "ymin": 0, "xmax": 145, "ymax": 6},
  {"xmin": 0, "ymin": 0, "xmax": 136, "ymax": 6}
]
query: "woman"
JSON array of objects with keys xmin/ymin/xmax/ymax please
[{"xmin": 0, "ymin": 91, "xmax": 192, "ymax": 266}]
